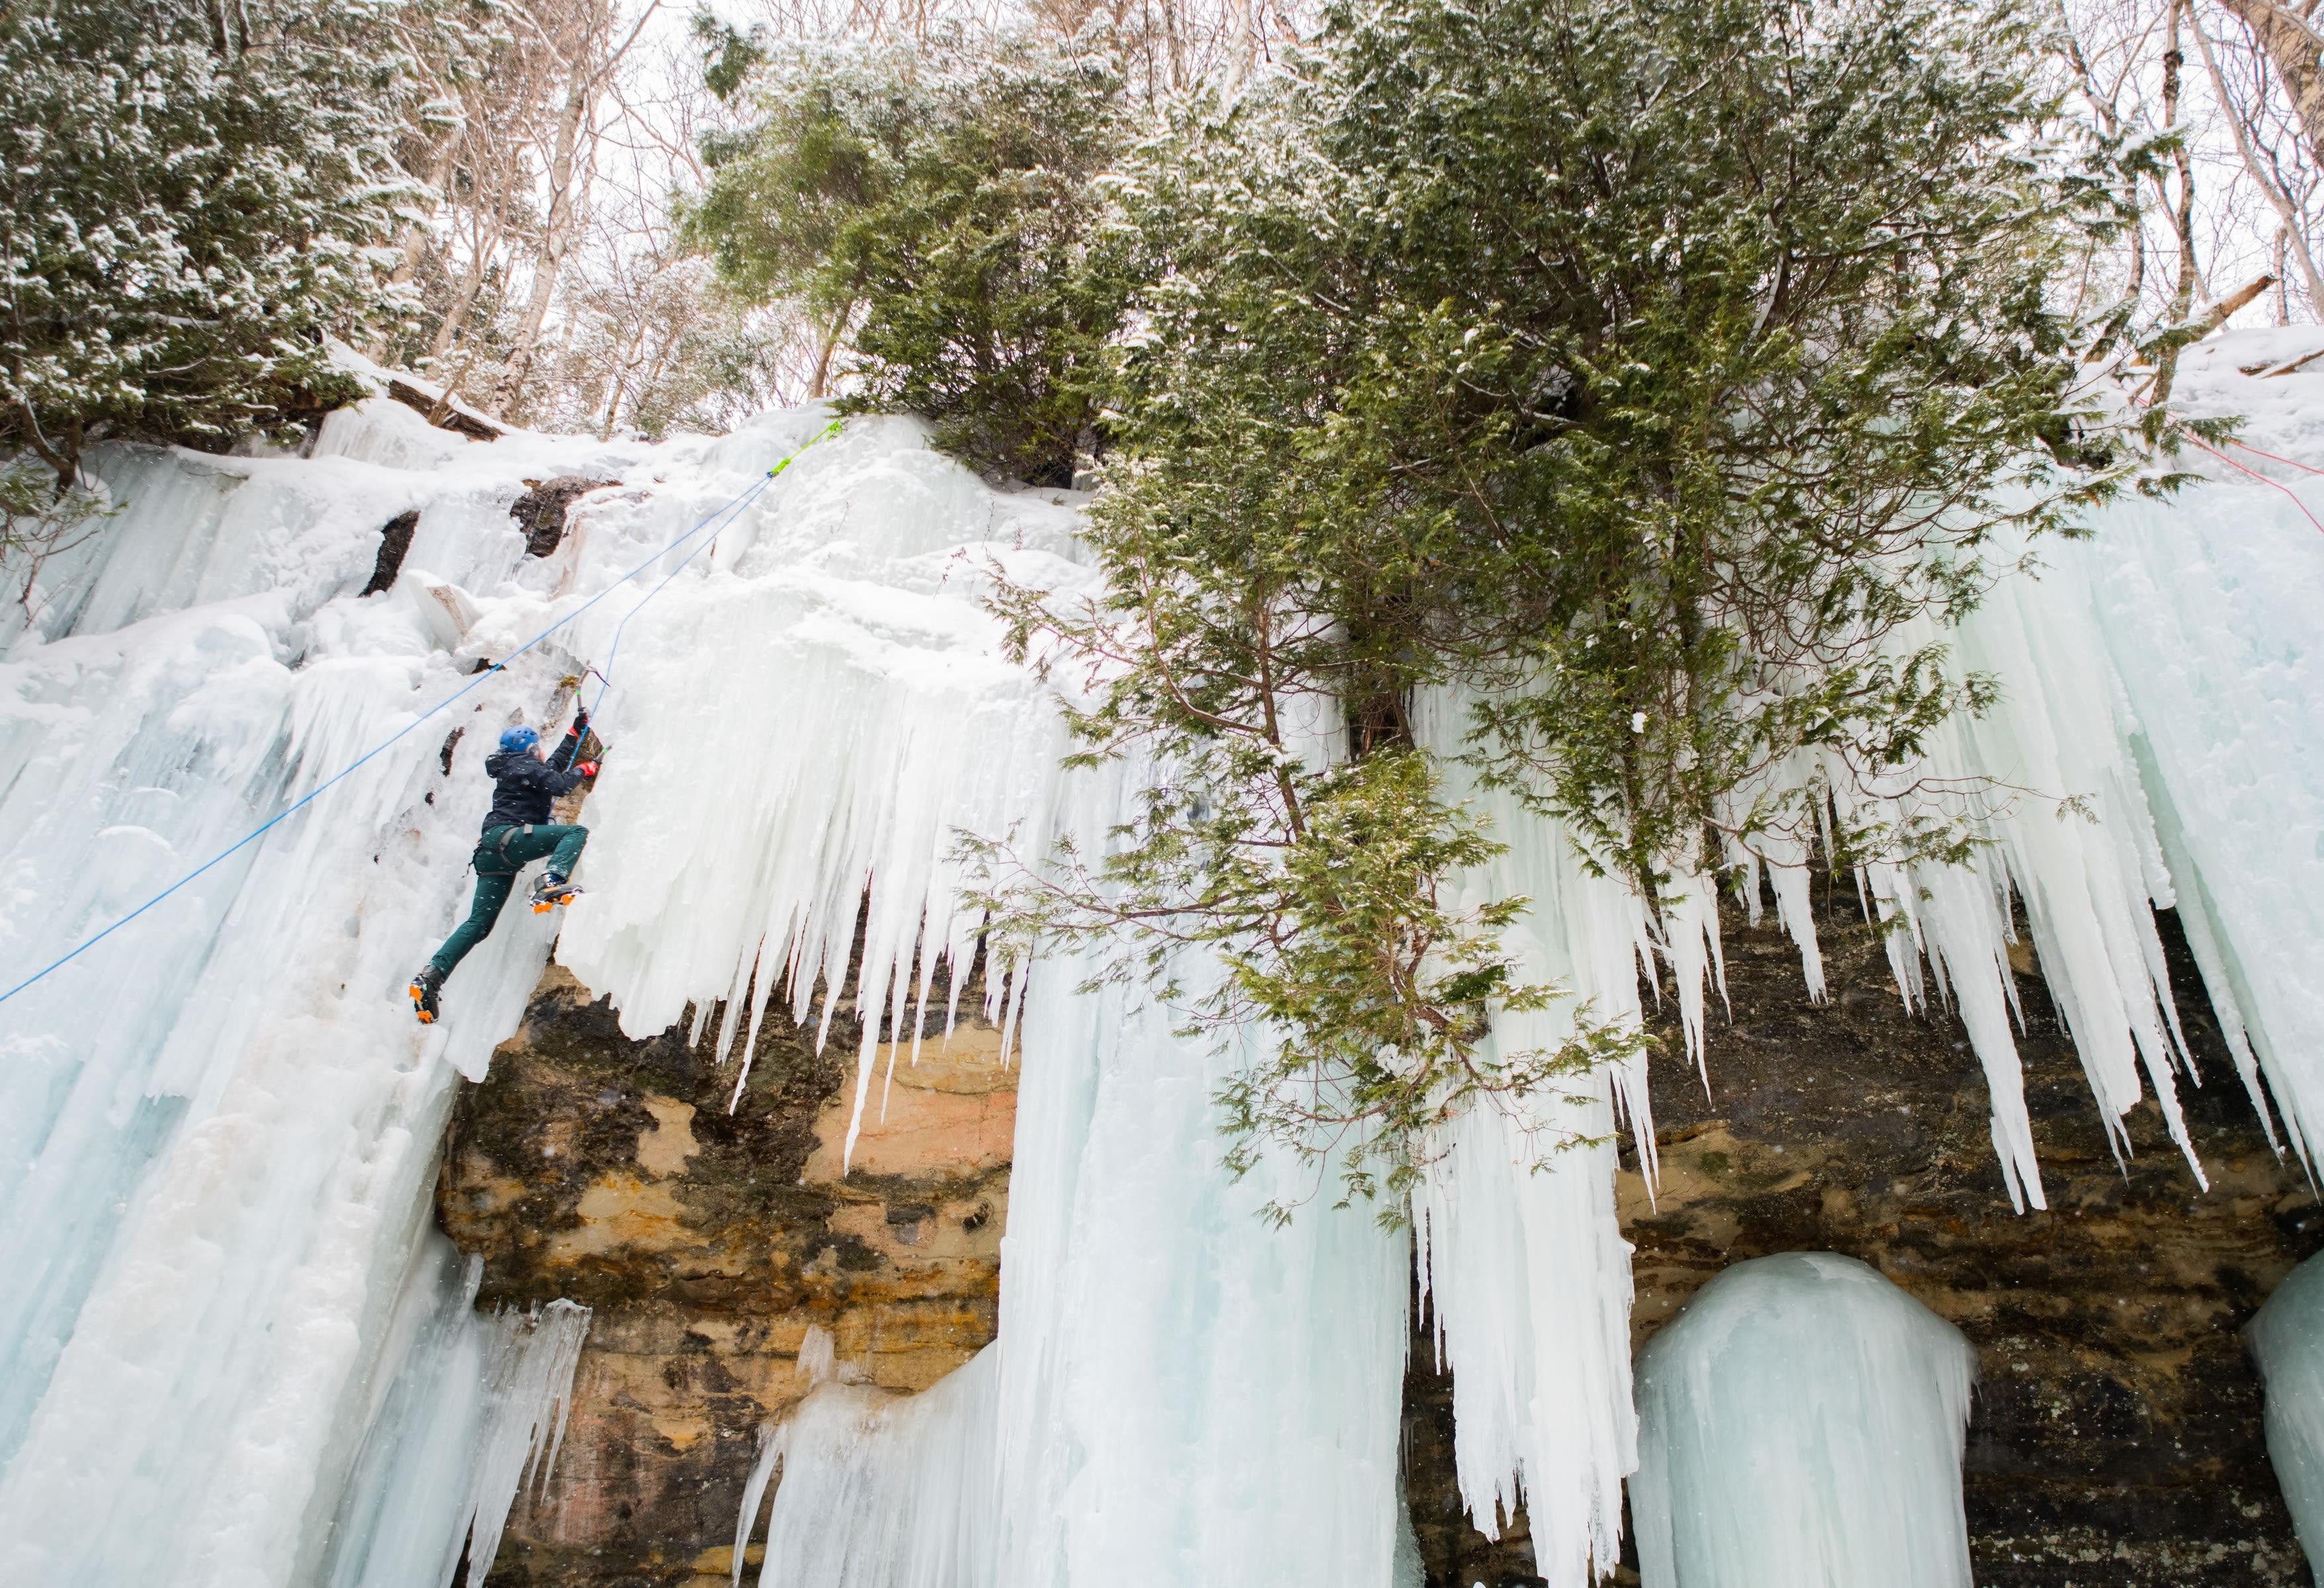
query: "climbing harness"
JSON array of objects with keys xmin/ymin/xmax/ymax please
[
  {"xmin": 480, "ymin": 823, "xmax": 543, "ymax": 874},
  {"xmin": 0, "ymin": 419, "xmax": 845, "ymax": 1009}
]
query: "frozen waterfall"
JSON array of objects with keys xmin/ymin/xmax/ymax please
[
  {"xmin": 0, "ymin": 393, "xmax": 642, "ymax": 1584},
  {"xmin": 5, "ymin": 333, "xmax": 2324, "ymax": 1586},
  {"xmin": 1630, "ymin": 1253, "xmax": 1978, "ymax": 1588}
]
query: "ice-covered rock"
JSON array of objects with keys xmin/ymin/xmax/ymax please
[
  {"xmin": 1631, "ymin": 1253, "xmax": 1977, "ymax": 1588},
  {"xmin": 2249, "ymin": 1252, "xmax": 2324, "ymax": 1565}
]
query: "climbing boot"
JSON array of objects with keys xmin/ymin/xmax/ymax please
[
  {"xmin": 530, "ymin": 873, "xmax": 582, "ymax": 914},
  {"xmin": 410, "ymin": 965, "xmax": 445, "ymax": 1025}
]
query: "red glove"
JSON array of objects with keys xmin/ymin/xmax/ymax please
[{"xmin": 577, "ymin": 760, "xmax": 600, "ymax": 777}]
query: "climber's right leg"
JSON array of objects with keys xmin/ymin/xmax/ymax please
[
  {"xmin": 543, "ymin": 823, "xmax": 588, "ymax": 879},
  {"xmin": 529, "ymin": 824, "xmax": 588, "ymax": 912}
]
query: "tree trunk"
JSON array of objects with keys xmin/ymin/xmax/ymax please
[
  {"xmin": 492, "ymin": 9, "xmax": 603, "ymax": 419},
  {"xmin": 1221, "ymin": 0, "xmax": 1257, "ymax": 97},
  {"xmin": 428, "ymin": 195, "xmax": 512, "ymax": 363},
  {"xmin": 394, "ymin": 141, "xmax": 460, "ymax": 288},
  {"xmin": 2154, "ymin": 0, "xmax": 2203, "ymax": 408},
  {"xmin": 2192, "ymin": 6, "xmax": 2324, "ymax": 311},
  {"xmin": 2215, "ymin": 0, "xmax": 2324, "ymax": 167},
  {"xmin": 809, "ymin": 321, "xmax": 842, "ymax": 400}
]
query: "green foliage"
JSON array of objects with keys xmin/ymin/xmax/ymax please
[
  {"xmin": 0, "ymin": 457, "xmax": 114, "ymax": 620},
  {"xmin": 983, "ymin": 0, "xmax": 2138, "ymax": 1210},
  {"xmin": 682, "ymin": 24, "xmax": 1134, "ymax": 484},
  {"xmin": 0, "ymin": 0, "xmax": 424, "ymax": 483},
  {"xmin": 967, "ymin": 703, "xmax": 1642, "ymax": 1219}
]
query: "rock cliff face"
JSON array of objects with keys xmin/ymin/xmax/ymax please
[
  {"xmin": 1402, "ymin": 889, "xmax": 2323, "ymax": 1587},
  {"xmin": 439, "ymin": 963, "xmax": 1009, "ymax": 1587},
  {"xmin": 441, "ymin": 889, "xmax": 2321, "ymax": 1587}
]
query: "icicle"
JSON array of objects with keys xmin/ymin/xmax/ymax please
[
  {"xmin": 457, "ymin": 1300, "xmax": 593, "ymax": 1588},
  {"xmin": 730, "ymin": 1424, "xmax": 784, "ymax": 1588},
  {"xmin": 548, "ymin": 417, "xmax": 1086, "ymax": 1172},
  {"xmin": 2074, "ymin": 480, "xmax": 2324, "ymax": 1173},
  {"xmin": 1409, "ymin": 693, "xmax": 1646, "ymax": 1585}
]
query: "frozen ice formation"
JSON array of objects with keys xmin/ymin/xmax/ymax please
[
  {"xmin": 734, "ymin": 1346, "xmax": 1003, "ymax": 1588},
  {"xmin": 731, "ymin": 933, "xmax": 1410, "ymax": 1588},
  {"xmin": 1630, "ymin": 1253, "xmax": 1978, "ymax": 1588},
  {"xmin": 326, "ymin": 1236, "xmax": 592, "ymax": 1588},
  {"xmin": 1405, "ymin": 705, "xmax": 1652, "ymax": 1587},
  {"xmin": 2249, "ymin": 1251, "xmax": 2324, "ymax": 1565},
  {"xmin": 5, "ymin": 340, "xmax": 2324, "ymax": 1587},
  {"xmin": 0, "ymin": 394, "xmax": 641, "ymax": 1585}
]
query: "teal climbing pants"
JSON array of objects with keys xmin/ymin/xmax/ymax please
[{"xmin": 427, "ymin": 823, "xmax": 588, "ymax": 979}]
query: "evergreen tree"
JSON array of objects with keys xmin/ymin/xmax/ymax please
[
  {"xmin": 684, "ymin": 23, "xmax": 1133, "ymax": 484},
  {"xmin": 0, "ymin": 0, "xmax": 424, "ymax": 486},
  {"xmin": 985, "ymin": 0, "xmax": 2139, "ymax": 1212}
]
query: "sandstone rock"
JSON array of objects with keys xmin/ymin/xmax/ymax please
[
  {"xmin": 445, "ymin": 889, "xmax": 2323, "ymax": 1587},
  {"xmin": 440, "ymin": 961, "xmax": 1010, "ymax": 1585}
]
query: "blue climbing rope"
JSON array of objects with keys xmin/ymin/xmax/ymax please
[
  {"xmin": 0, "ymin": 419, "xmax": 843, "ymax": 1009},
  {"xmin": 582, "ymin": 418, "xmax": 842, "ymax": 730}
]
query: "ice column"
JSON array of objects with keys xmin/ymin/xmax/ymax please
[
  {"xmin": 1409, "ymin": 693, "xmax": 1652, "ymax": 1588},
  {"xmin": 1631, "ymin": 1253, "xmax": 1977, "ymax": 1588},
  {"xmin": 324, "ymin": 1238, "xmax": 593, "ymax": 1588},
  {"xmin": 2247, "ymin": 1253, "xmax": 2324, "ymax": 1566},
  {"xmin": 987, "ymin": 948, "xmax": 1411, "ymax": 1588},
  {"xmin": 733, "ymin": 949, "xmax": 1413, "ymax": 1588}
]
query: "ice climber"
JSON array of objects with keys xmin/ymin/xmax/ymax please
[{"xmin": 410, "ymin": 713, "xmax": 601, "ymax": 1024}]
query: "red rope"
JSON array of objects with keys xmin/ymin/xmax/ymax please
[
  {"xmin": 2121, "ymin": 379, "xmax": 2324, "ymax": 490},
  {"xmin": 2224, "ymin": 436, "xmax": 2324, "ymax": 477},
  {"xmin": 2182, "ymin": 434, "xmax": 2324, "ymax": 536}
]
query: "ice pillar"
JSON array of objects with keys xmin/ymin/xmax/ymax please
[
  {"xmin": 2249, "ymin": 1253, "xmax": 2324, "ymax": 1567},
  {"xmin": 1631, "ymin": 1252, "xmax": 1977, "ymax": 1588}
]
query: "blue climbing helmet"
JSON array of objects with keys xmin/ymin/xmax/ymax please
[{"xmin": 499, "ymin": 725, "xmax": 541, "ymax": 755}]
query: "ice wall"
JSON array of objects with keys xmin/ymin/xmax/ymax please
[
  {"xmin": 1631, "ymin": 1253, "xmax": 1978, "ymax": 1588},
  {"xmin": 0, "ymin": 393, "xmax": 643, "ymax": 1583},
  {"xmin": 4, "ymin": 389, "xmax": 1417, "ymax": 1588},
  {"xmin": 9, "ymin": 335, "xmax": 2324, "ymax": 1588},
  {"xmin": 2249, "ymin": 1251, "xmax": 2324, "ymax": 1565}
]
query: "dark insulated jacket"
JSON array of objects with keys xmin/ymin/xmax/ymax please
[{"xmin": 478, "ymin": 723, "xmax": 589, "ymax": 835}]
